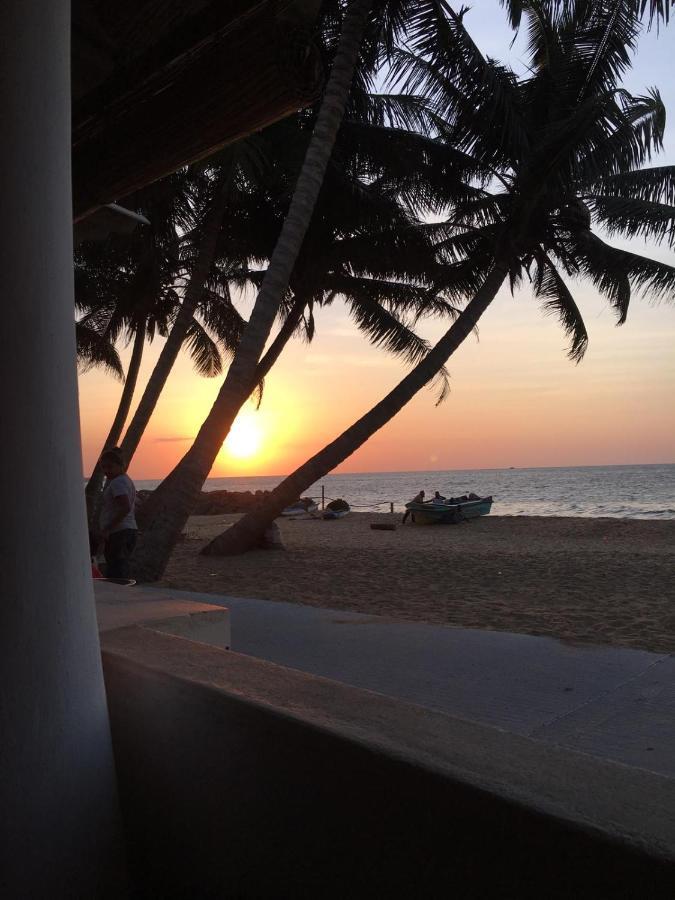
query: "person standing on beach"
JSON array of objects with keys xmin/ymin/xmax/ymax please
[
  {"xmin": 99, "ymin": 448, "xmax": 137, "ymax": 579},
  {"xmin": 402, "ymin": 489, "xmax": 425, "ymax": 524}
]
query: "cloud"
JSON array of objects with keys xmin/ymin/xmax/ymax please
[{"xmin": 153, "ymin": 435, "xmax": 193, "ymax": 443}]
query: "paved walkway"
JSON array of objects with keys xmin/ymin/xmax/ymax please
[
  {"xmin": 143, "ymin": 587, "xmax": 675, "ymax": 778},
  {"xmin": 95, "ymin": 580, "xmax": 229, "ymax": 640}
]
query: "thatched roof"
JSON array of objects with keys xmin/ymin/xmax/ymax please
[{"xmin": 72, "ymin": 0, "xmax": 323, "ymax": 221}]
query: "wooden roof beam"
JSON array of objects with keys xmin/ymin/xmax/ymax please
[{"xmin": 72, "ymin": 3, "xmax": 322, "ymax": 221}]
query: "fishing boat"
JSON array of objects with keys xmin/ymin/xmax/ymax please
[
  {"xmin": 282, "ymin": 497, "xmax": 319, "ymax": 517},
  {"xmin": 404, "ymin": 496, "xmax": 493, "ymax": 525},
  {"xmin": 323, "ymin": 499, "xmax": 350, "ymax": 520}
]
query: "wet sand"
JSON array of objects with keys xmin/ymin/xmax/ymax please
[{"xmin": 160, "ymin": 513, "xmax": 675, "ymax": 654}]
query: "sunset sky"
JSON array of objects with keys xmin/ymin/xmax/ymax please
[{"xmin": 78, "ymin": 6, "xmax": 675, "ymax": 480}]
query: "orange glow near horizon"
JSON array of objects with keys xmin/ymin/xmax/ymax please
[{"xmin": 78, "ymin": 278, "xmax": 675, "ymax": 482}]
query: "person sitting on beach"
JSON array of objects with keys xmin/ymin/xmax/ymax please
[
  {"xmin": 402, "ymin": 490, "xmax": 424, "ymax": 524},
  {"xmin": 432, "ymin": 491, "xmax": 446, "ymax": 504},
  {"xmin": 98, "ymin": 447, "xmax": 137, "ymax": 580}
]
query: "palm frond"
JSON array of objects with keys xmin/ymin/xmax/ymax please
[
  {"xmin": 346, "ymin": 296, "xmax": 433, "ymax": 366},
  {"xmin": 346, "ymin": 92, "xmax": 434, "ymax": 133},
  {"xmin": 372, "ymin": 0, "xmax": 457, "ymax": 63},
  {"xmin": 501, "ymin": 0, "xmax": 672, "ymax": 32},
  {"xmin": 433, "ymin": 253, "xmax": 498, "ymax": 306},
  {"xmin": 586, "ymin": 194, "xmax": 675, "ymax": 246},
  {"xmin": 325, "ymin": 273, "xmax": 460, "ymax": 321},
  {"xmin": 388, "ymin": 46, "xmax": 527, "ymax": 171},
  {"xmin": 302, "ymin": 303, "xmax": 316, "ymax": 343},
  {"xmin": 197, "ymin": 288, "xmax": 247, "ymax": 354},
  {"xmin": 583, "ymin": 165, "xmax": 675, "ymax": 204},
  {"xmin": 182, "ymin": 320, "xmax": 223, "ymax": 377},
  {"xmin": 499, "ymin": 0, "xmax": 527, "ymax": 29},
  {"xmin": 338, "ymin": 120, "xmax": 493, "ymax": 214},
  {"xmin": 521, "ymin": 0, "xmax": 566, "ymax": 74},
  {"xmin": 450, "ymin": 193, "xmax": 512, "ymax": 230},
  {"xmin": 431, "ymin": 364, "xmax": 451, "ymax": 406},
  {"xmin": 533, "ymin": 254, "xmax": 588, "ymax": 361},
  {"xmin": 572, "ymin": 0, "xmax": 641, "ymax": 100},
  {"xmin": 579, "ymin": 233, "xmax": 675, "ymax": 307},
  {"xmin": 574, "ymin": 232, "xmax": 632, "ymax": 322},
  {"xmin": 326, "ymin": 225, "xmax": 437, "ymax": 285},
  {"xmin": 429, "ymin": 224, "xmax": 499, "ymax": 268},
  {"xmin": 576, "ymin": 88, "xmax": 666, "ymax": 181},
  {"xmin": 75, "ymin": 322, "xmax": 124, "ymax": 380},
  {"xmin": 640, "ymin": 0, "xmax": 673, "ymax": 26}
]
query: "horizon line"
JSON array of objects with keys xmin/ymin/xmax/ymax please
[{"xmin": 127, "ymin": 460, "xmax": 675, "ymax": 481}]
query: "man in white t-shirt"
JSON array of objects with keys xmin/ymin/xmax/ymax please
[{"xmin": 99, "ymin": 448, "xmax": 137, "ymax": 579}]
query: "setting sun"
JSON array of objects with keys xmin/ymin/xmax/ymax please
[{"xmin": 223, "ymin": 411, "xmax": 263, "ymax": 459}]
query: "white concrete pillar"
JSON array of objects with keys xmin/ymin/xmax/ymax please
[{"xmin": 0, "ymin": 2, "xmax": 125, "ymax": 895}]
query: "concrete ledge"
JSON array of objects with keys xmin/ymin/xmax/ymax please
[
  {"xmin": 95, "ymin": 582, "xmax": 230, "ymax": 649},
  {"xmin": 101, "ymin": 626, "xmax": 675, "ymax": 898}
]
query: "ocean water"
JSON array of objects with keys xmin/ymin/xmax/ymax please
[{"xmin": 136, "ymin": 463, "xmax": 675, "ymax": 519}]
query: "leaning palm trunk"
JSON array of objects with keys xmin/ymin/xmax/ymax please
[
  {"xmin": 85, "ymin": 323, "xmax": 145, "ymax": 524},
  {"xmin": 203, "ymin": 263, "xmax": 508, "ymax": 556},
  {"xmin": 120, "ymin": 182, "xmax": 230, "ymax": 466},
  {"xmin": 133, "ymin": 0, "xmax": 374, "ymax": 582},
  {"xmin": 135, "ymin": 295, "xmax": 308, "ymax": 532}
]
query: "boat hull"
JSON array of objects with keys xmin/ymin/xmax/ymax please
[
  {"xmin": 405, "ymin": 497, "xmax": 493, "ymax": 525},
  {"xmin": 323, "ymin": 509, "xmax": 349, "ymax": 520},
  {"xmin": 282, "ymin": 501, "xmax": 319, "ymax": 517}
]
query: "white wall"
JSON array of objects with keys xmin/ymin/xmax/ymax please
[{"xmin": 0, "ymin": 1, "xmax": 125, "ymax": 894}]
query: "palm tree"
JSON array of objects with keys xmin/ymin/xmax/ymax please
[
  {"xmin": 133, "ymin": 0, "xmax": 673, "ymax": 579},
  {"xmin": 78, "ymin": 177, "xmax": 187, "ymax": 517},
  {"xmin": 117, "ymin": 148, "xmax": 262, "ymax": 467},
  {"xmin": 80, "ymin": 172, "xmax": 243, "ymax": 517},
  {"xmin": 205, "ymin": 0, "xmax": 675, "ymax": 555},
  {"xmin": 130, "ymin": 110, "xmax": 462, "ymax": 539},
  {"xmin": 130, "ymin": 0, "xmax": 471, "ymax": 581},
  {"xmin": 229, "ymin": 113, "xmax": 466, "ymax": 380}
]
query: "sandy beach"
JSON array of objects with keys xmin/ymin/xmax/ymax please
[{"xmin": 161, "ymin": 513, "xmax": 675, "ymax": 654}]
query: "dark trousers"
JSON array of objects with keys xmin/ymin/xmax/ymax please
[{"xmin": 104, "ymin": 529, "xmax": 137, "ymax": 579}]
